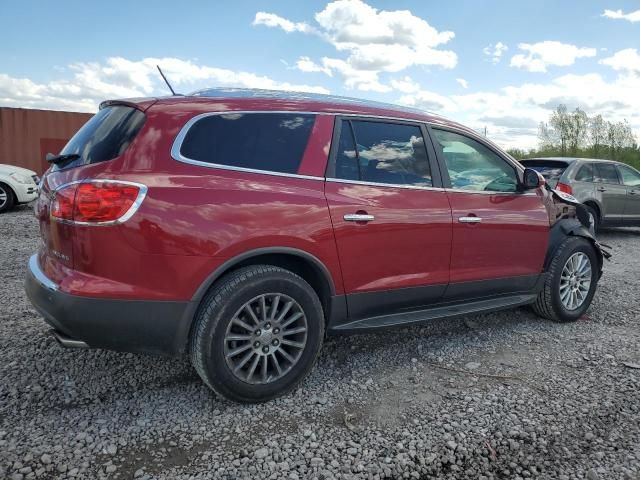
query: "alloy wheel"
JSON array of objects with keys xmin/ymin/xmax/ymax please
[
  {"xmin": 559, "ymin": 252, "xmax": 592, "ymax": 310},
  {"xmin": 223, "ymin": 293, "xmax": 308, "ymax": 384},
  {"xmin": 0, "ymin": 186, "xmax": 7, "ymax": 209}
]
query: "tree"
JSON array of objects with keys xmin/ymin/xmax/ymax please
[
  {"xmin": 589, "ymin": 115, "xmax": 607, "ymax": 158},
  {"xmin": 567, "ymin": 108, "xmax": 588, "ymax": 155}
]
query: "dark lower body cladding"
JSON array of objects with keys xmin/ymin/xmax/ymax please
[{"xmin": 25, "ymin": 255, "xmax": 193, "ymax": 356}]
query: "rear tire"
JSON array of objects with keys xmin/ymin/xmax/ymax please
[
  {"xmin": 583, "ymin": 204, "xmax": 600, "ymax": 234},
  {"xmin": 532, "ymin": 237, "xmax": 598, "ymax": 322},
  {"xmin": 190, "ymin": 265, "xmax": 324, "ymax": 403},
  {"xmin": 0, "ymin": 183, "xmax": 15, "ymax": 213}
]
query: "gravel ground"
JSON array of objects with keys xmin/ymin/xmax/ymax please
[{"xmin": 1, "ymin": 204, "xmax": 639, "ymax": 480}]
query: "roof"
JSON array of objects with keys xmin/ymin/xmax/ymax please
[{"xmin": 107, "ymin": 87, "xmax": 473, "ymax": 135}]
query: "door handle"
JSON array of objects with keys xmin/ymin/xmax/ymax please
[
  {"xmin": 597, "ymin": 187, "xmax": 607, "ymax": 192},
  {"xmin": 458, "ymin": 216, "xmax": 482, "ymax": 223},
  {"xmin": 629, "ymin": 190, "xmax": 638, "ymax": 195},
  {"xmin": 344, "ymin": 213, "xmax": 375, "ymax": 222}
]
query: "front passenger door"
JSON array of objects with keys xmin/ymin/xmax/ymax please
[{"xmin": 429, "ymin": 127, "xmax": 549, "ymax": 300}]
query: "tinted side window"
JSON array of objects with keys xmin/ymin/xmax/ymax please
[
  {"xmin": 618, "ymin": 165, "xmax": 640, "ymax": 187},
  {"xmin": 594, "ymin": 164, "xmax": 620, "ymax": 184},
  {"xmin": 334, "ymin": 122, "xmax": 359, "ymax": 181},
  {"xmin": 431, "ymin": 129, "xmax": 518, "ymax": 193},
  {"xmin": 575, "ymin": 164, "xmax": 594, "ymax": 182},
  {"xmin": 334, "ymin": 120, "xmax": 432, "ymax": 187},
  {"xmin": 56, "ymin": 106, "xmax": 145, "ymax": 170},
  {"xmin": 180, "ymin": 113, "xmax": 316, "ymax": 174}
]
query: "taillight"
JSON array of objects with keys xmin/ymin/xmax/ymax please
[
  {"xmin": 556, "ymin": 182, "xmax": 573, "ymax": 195},
  {"xmin": 50, "ymin": 180, "xmax": 146, "ymax": 224}
]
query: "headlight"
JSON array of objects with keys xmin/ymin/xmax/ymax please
[{"xmin": 10, "ymin": 172, "xmax": 32, "ymax": 184}]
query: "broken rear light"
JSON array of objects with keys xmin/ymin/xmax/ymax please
[{"xmin": 50, "ymin": 180, "xmax": 146, "ymax": 224}]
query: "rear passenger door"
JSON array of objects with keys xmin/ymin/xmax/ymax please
[
  {"xmin": 324, "ymin": 117, "xmax": 452, "ymax": 321},
  {"xmin": 594, "ymin": 163, "xmax": 626, "ymax": 224},
  {"xmin": 571, "ymin": 162, "xmax": 597, "ymax": 204},
  {"xmin": 617, "ymin": 164, "xmax": 640, "ymax": 224}
]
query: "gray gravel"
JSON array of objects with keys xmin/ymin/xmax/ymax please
[{"xmin": 1, "ymin": 204, "xmax": 639, "ymax": 480}]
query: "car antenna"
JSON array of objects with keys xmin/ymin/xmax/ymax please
[{"xmin": 156, "ymin": 65, "xmax": 178, "ymax": 96}]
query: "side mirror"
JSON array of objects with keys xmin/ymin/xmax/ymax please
[{"xmin": 523, "ymin": 168, "xmax": 544, "ymax": 189}]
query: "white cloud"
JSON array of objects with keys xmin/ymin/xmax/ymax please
[
  {"xmin": 456, "ymin": 78, "xmax": 468, "ymax": 89},
  {"xmin": 252, "ymin": 12, "xmax": 313, "ymax": 33},
  {"xmin": 510, "ymin": 41, "xmax": 597, "ymax": 73},
  {"xmin": 295, "ymin": 56, "xmax": 333, "ymax": 76},
  {"xmin": 389, "ymin": 76, "xmax": 421, "ymax": 93},
  {"xmin": 483, "ymin": 42, "xmax": 508, "ymax": 64},
  {"xmin": 602, "ymin": 9, "xmax": 640, "ymax": 22},
  {"xmin": 600, "ymin": 48, "xmax": 640, "ymax": 73},
  {"xmin": 254, "ymin": 0, "xmax": 456, "ymax": 91},
  {"xmin": 398, "ymin": 71, "xmax": 640, "ymax": 149},
  {"xmin": 0, "ymin": 57, "xmax": 330, "ymax": 112}
]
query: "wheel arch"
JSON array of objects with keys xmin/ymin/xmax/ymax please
[
  {"xmin": 544, "ymin": 218, "xmax": 604, "ymax": 277},
  {"xmin": 178, "ymin": 248, "xmax": 340, "ymax": 354}
]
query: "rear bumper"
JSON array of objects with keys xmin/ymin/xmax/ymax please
[{"xmin": 25, "ymin": 254, "xmax": 194, "ymax": 356}]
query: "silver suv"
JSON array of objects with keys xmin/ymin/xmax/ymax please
[{"xmin": 519, "ymin": 157, "xmax": 640, "ymax": 230}]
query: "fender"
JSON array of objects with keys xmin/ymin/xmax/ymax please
[{"xmin": 544, "ymin": 218, "xmax": 609, "ymax": 279}]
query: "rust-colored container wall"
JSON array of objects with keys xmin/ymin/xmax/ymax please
[{"xmin": 0, "ymin": 107, "xmax": 93, "ymax": 175}]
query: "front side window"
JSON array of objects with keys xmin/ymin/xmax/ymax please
[
  {"xmin": 431, "ymin": 129, "xmax": 518, "ymax": 193},
  {"xmin": 334, "ymin": 120, "xmax": 432, "ymax": 187},
  {"xmin": 594, "ymin": 163, "xmax": 620, "ymax": 184},
  {"xmin": 618, "ymin": 165, "xmax": 640, "ymax": 187},
  {"xmin": 180, "ymin": 113, "xmax": 316, "ymax": 174},
  {"xmin": 575, "ymin": 164, "xmax": 594, "ymax": 182}
]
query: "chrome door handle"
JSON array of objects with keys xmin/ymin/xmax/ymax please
[
  {"xmin": 597, "ymin": 187, "xmax": 607, "ymax": 192},
  {"xmin": 344, "ymin": 213, "xmax": 375, "ymax": 222},
  {"xmin": 458, "ymin": 216, "xmax": 482, "ymax": 223}
]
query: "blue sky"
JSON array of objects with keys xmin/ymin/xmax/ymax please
[{"xmin": 1, "ymin": 0, "xmax": 639, "ymax": 149}]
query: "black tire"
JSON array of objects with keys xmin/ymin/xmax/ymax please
[
  {"xmin": 532, "ymin": 237, "xmax": 599, "ymax": 322},
  {"xmin": 584, "ymin": 204, "xmax": 600, "ymax": 234},
  {"xmin": 0, "ymin": 183, "xmax": 15, "ymax": 213},
  {"xmin": 190, "ymin": 265, "xmax": 324, "ymax": 403}
]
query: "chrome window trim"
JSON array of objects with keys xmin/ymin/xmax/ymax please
[
  {"xmin": 50, "ymin": 179, "xmax": 148, "ymax": 226},
  {"xmin": 169, "ymin": 110, "xmax": 522, "ymax": 188},
  {"xmin": 443, "ymin": 188, "xmax": 537, "ymax": 196},
  {"xmin": 29, "ymin": 254, "xmax": 58, "ymax": 292},
  {"xmin": 326, "ymin": 178, "xmax": 445, "ymax": 192},
  {"xmin": 170, "ymin": 111, "xmax": 327, "ymax": 181}
]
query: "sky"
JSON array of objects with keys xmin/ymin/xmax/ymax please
[{"xmin": 1, "ymin": 0, "xmax": 639, "ymax": 150}]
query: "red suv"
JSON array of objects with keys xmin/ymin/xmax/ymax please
[{"xmin": 26, "ymin": 89, "xmax": 606, "ymax": 402}]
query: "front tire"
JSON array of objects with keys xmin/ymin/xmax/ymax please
[
  {"xmin": 0, "ymin": 183, "xmax": 15, "ymax": 213},
  {"xmin": 190, "ymin": 265, "xmax": 324, "ymax": 403},
  {"xmin": 532, "ymin": 237, "xmax": 599, "ymax": 322}
]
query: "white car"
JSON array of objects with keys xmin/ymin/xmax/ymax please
[{"xmin": 0, "ymin": 164, "xmax": 40, "ymax": 213}]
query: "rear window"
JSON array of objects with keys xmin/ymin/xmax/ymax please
[
  {"xmin": 55, "ymin": 106, "xmax": 145, "ymax": 170},
  {"xmin": 179, "ymin": 113, "xmax": 316, "ymax": 174},
  {"xmin": 519, "ymin": 159, "xmax": 569, "ymax": 187}
]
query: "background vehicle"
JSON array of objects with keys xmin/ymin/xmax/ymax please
[
  {"xmin": 519, "ymin": 157, "xmax": 640, "ymax": 230},
  {"xmin": 0, "ymin": 164, "xmax": 39, "ymax": 213},
  {"xmin": 25, "ymin": 89, "xmax": 604, "ymax": 403}
]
